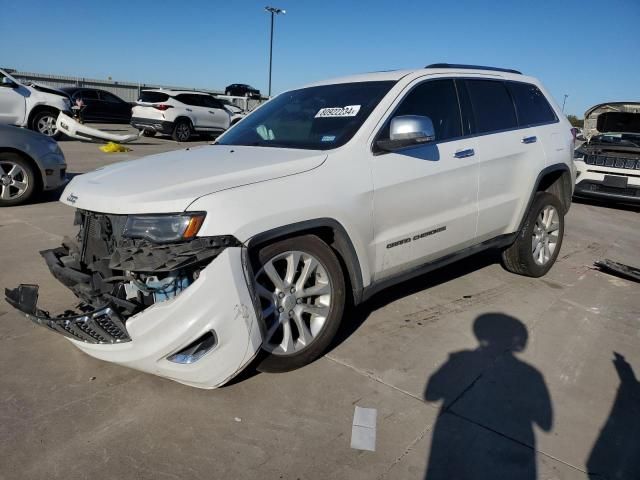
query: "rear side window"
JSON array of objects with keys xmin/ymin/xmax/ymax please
[
  {"xmin": 465, "ymin": 80, "xmax": 518, "ymax": 134},
  {"xmin": 140, "ymin": 91, "xmax": 169, "ymax": 103},
  {"xmin": 508, "ymin": 82, "xmax": 556, "ymax": 127},
  {"xmin": 77, "ymin": 90, "xmax": 99, "ymax": 100},
  {"xmin": 379, "ymin": 79, "xmax": 462, "ymax": 142},
  {"xmin": 100, "ymin": 91, "xmax": 123, "ymax": 103}
]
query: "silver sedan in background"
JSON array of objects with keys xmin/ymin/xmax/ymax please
[{"xmin": 0, "ymin": 124, "xmax": 67, "ymax": 206}]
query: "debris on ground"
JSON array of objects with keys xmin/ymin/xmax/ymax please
[{"xmin": 594, "ymin": 259, "xmax": 640, "ymax": 283}]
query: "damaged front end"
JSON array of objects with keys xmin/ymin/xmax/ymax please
[{"xmin": 6, "ymin": 210, "xmax": 239, "ymax": 345}]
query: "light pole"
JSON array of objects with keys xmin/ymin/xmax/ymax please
[
  {"xmin": 265, "ymin": 6, "xmax": 286, "ymax": 97},
  {"xmin": 562, "ymin": 94, "xmax": 568, "ymax": 113}
]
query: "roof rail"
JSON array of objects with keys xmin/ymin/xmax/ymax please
[{"xmin": 425, "ymin": 63, "xmax": 522, "ymax": 75}]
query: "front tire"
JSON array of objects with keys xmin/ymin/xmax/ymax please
[
  {"xmin": 171, "ymin": 119, "xmax": 192, "ymax": 142},
  {"xmin": 31, "ymin": 109, "xmax": 61, "ymax": 139},
  {"xmin": 501, "ymin": 192, "xmax": 565, "ymax": 277},
  {"xmin": 0, "ymin": 153, "xmax": 36, "ymax": 206},
  {"xmin": 252, "ymin": 235, "xmax": 346, "ymax": 373}
]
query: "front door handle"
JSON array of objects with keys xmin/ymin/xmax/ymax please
[
  {"xmin": 454, "ymin": 148, "xmax": 475, "ymax": 158},
  {"xmin": 209, "ymin": 111, "xmax": 216, "ymax": 115},
  {"xmin": 522, "ymin": 136, "xmax": 537, "ymax": 144}
]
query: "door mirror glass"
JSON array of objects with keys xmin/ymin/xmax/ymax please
[{"xmin": 377, "ymin": 115, "xmax": 435, "ymax": 152}]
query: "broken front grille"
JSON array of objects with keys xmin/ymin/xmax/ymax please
[
  {"xmin": 584, "ymin": 154, "xmax": 640, "ymax": 170},
  {"xmin": 37, "ymin": 306, "xmax": 130, "ymax": 344}
]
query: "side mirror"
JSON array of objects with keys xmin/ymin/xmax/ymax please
[
  {"xmin": 376, "ymin": 115, "xmax": 436, "ymax": 152},
  {"xmin": 1, "ymin": 77, "xmax": 18, "ymax": 88}
]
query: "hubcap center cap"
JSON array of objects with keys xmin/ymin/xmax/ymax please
[
  {"xmin": 281, "ymin": 294, "xmax": 297, "ymax": 312},
  {"xmin": 1, "ymin": 175, "xmax": 10, "ymax": 186}
]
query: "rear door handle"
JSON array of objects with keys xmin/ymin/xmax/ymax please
[
  {"xmin": 454, "ymin": 148, "xmax": 475, "ymax": 158},
  {"xmin": 522, "ymin": 136, "xmax": 537, "ymax": 144}
]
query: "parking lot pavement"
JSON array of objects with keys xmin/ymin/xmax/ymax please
[{"xmin": 1, "ymin": 131, "xmax": 639, "ymax": 479}]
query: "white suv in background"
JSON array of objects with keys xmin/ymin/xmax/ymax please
[
  {"xmin": 131, "ymin": 90, "xmax": 232, "ymax": 141},
  {"xmin": 6, "ymin": 64, "xmax": 575, "ymax": 389},
  {"xmin": 0, "ymin": 68, "xmax": 71, "ymax": 139}
]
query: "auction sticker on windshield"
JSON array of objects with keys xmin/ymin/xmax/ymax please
[{"xmin": 315, "ymin": 105, "xmax": 361, "ymax": 118}]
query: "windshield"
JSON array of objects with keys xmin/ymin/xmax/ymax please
[{"xmin": 217, "ymin": 81, "xmax": 395, "ymax": 150}]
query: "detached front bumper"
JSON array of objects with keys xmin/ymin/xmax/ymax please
[{"xmin": 5, "ymin": 247, "xmax": 263, "ymax": 389}]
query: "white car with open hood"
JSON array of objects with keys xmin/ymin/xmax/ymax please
[{"xmin": 5, "ymin": 64, "xmax": 575, "ymax": 388}]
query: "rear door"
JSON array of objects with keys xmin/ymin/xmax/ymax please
[
  {"xmin": 370, "ymin": 78, "xmax": 479, "ymax": 279},
  {"xmin": 460, "ymin": 79, "xmax": 547, "ymax": 242},
  {"xmin": 0, "ymin": 70, "xmax": 27, "ymax": 125},
  {"xmin": 176, "ymin": 94, "xmax": 210, "ymax": 129}
]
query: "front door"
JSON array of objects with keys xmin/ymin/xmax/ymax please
[
  {"xmin": 371, "ymin": 78, "xmax": 479, "ymax": 280},
  {"xmin": 0, "ymin": 70, "xmax": 26, "ymax": 125}
]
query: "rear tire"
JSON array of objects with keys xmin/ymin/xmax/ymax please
[
  {"xmin": 252, "ymin": 235, "xmax": 346, "ymax": 373},
  {"xmin": 0, "ymin": 153, "xmax": 37, "ymax": 207},
  {"xmin": 31, "ymin": 109, "xmax": 61, "ymax": 139},
  {"xmin": 501, "ymin": 192, "xmax": 565, "ymax": 277},
  {"xmin": 171, "ymin": 119, "xmax": 192, "ymax": 142}
]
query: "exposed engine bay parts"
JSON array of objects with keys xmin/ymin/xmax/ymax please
[{"xmin": 5, "ymin": 210, "xmax": 261, "ymax": 388}]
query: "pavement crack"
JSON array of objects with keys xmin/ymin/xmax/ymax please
[
  {"xmin": 378, "ymin": 423, "xmax": 433, "ymax": 480},
  {"xmin": 324, "ymin": 354, "xmax": 424, "ymax": 403}
]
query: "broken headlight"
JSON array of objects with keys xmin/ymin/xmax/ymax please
[{"xmin": 123, "ymin": 213, "xmax": 205, "ymax": 243}]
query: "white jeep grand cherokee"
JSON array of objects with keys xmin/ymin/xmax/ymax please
[{"xmin": 5, "ymin": 64, "xmax": 575, "ymax": 388}]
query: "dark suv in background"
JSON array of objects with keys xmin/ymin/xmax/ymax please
[
  {"xmin": 224, "ymin": 83, "xmax": 261, "ymax": 98},
  {"xmin": 60, "ymin": 88, "xmax": 132, "ymax": 123}
]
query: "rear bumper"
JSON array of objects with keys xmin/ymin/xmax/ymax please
[
  {"xmin": 5, "ymin": 247, "xmax": 264, "ymax": 389},
  {"xmin": 131, "ymin": 117, "xmax": 174, "ymax": 134}
]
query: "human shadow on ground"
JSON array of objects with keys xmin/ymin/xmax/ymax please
[
  {"xmin": 423, "ymin": 313, "xmax": 552, "ymax": 480},
  {"xmin": 586, "ymin": 352, "xmax": 640, "ymax": 479}
]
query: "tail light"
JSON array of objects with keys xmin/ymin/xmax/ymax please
[{"xmin": 154, "ymin": 104, "xmax": 173, "ymax": 111}]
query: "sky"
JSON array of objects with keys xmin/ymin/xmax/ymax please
[{"xmin": 1, "ymin": 0, "xmax": 638, "ymax": 117}]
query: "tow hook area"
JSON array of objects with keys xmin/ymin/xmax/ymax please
[{"xmin": 5, "ymin": 284, "xmax": 131, "ymax": 344}]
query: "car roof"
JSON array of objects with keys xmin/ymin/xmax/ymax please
[
  {"xmin": 301, "ymin": 66, "xmax": 533, "ymax": 88},
  {"xmin": 141, "ymin": 89, "xmax": 212, "ymax": 96}
]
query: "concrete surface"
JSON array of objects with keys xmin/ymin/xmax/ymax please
[{"xmin": 1, "ymin": 126, "xmax": 639, "ymax": 479}]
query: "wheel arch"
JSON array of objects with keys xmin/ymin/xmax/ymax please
[
  {"xmin": 245, "ymin": 218, "xmax": 365, "ymax": 305},
  {"xmin": 517, "ymin": 163, "xmax": 572, "ymax": 233},
  {"xmin": 173, "ymin": 115, "xmax": 194, "ymax": 129},
  {"xmin": 0, "ymin": 148, "xmax": 43, "ymax": 191},
  {"xmin": 27, "ymin": 105, "xmax": 60, "ymax": 130}
]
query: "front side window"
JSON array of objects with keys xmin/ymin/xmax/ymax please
[
  {"xmin": 377, "ymin": 79, "xmax": 462, "ymax": 142},
  {"xmin": 100, "ymin": 91, "xmax": 123, "ymax": 103},
  {"xmin": 465, "ymin": 80, "xmax": 518, "ymax": 134},
  {"xmin": 508, "ymin": 82, "xmax": 556, "ymax": 127},
  {"xmin": 218, "ymin": 81, "xmax": 395, "ymax": 150}
]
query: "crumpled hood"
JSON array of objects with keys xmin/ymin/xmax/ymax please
[{"xmin": 61, "ymin": 145, "xmax": 327, "ymax": 214}]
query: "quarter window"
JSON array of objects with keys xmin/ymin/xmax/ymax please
[
  {"xmin": 508, "ymin": 82, "xmax": 556, "ymax": 127},
  {"xmin": 465, "ymin": 80, "xmax": 518, "ymax": 134},
  {"xmin": 380, "ymin": 79, "xmax": 462, "ymax": 142}
]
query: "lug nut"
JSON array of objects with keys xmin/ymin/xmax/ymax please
[
  {"xmin": 289, "ymin": 310, "xmax": 294, "ymax": 316},
  {"xmin": 290, "ymin": 287, "xmax": 296, "ymax": 293},
  {"xmin": 278, "ymin": 307, "xmax": 284, "ymax": 313},
  {"xmin": 278, "ymin": 292, "xmax": 285, "ymax": 299},
  {"xmin": 296, "ymin": 298, "xmax": 302, "ymax": 304}
]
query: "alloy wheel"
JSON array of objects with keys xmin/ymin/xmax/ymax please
[
  {"xmin": 531, "ymin": 205, "xmax": 560, "ymax": 266},
  {"xmin": 254, "ymin": 250, "xmax": 332, "ymax": 355},
  {"xmin": 0, "ymin": 161, "xmax": 29, "ymax": 201},
  {"xmin": 176, "ymin": 122, "xmax": 190, "ymax": 141},
  {"xmin": 37, "ymin": 114, "xmax": 58, "ymax": 137}
]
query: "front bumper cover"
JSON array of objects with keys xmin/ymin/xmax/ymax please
[{"xmin": 5, "ymin": 247, "xmax": 263, "ymax": 389}]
